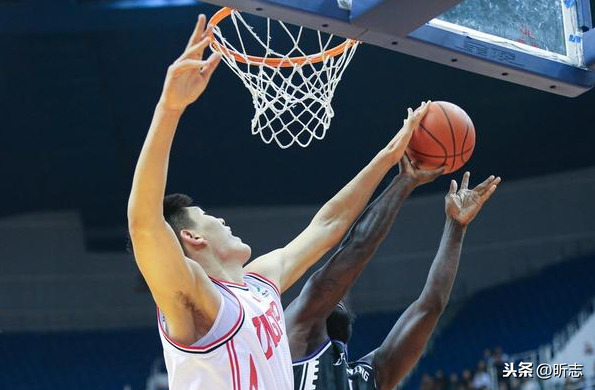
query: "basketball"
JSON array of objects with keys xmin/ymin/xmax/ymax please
[{"xmin": 406, "ymin": 101, "xmax": 476, "ymax": 174}]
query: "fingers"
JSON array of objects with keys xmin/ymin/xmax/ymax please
[
  {"xmin": 474, "ymin": 175, "xmax": 501, "ymax": 194},
  {"xmin": 413, "ymin": 101, "xmax": 426, "ymax": 115},
  {"xmin": 473, "ymin": 175, "xmax": 494, "ymax": 192},
  {"xmin": 179, "ymin": 36, "xmax": 211, "ymax": 62},
  {"xmin": 426, "ymin": 165, "xmax": 446, "ymax": 177},
  {"xmin": 401, "ymin": 100, "xmax": 431, "ymax": 132},
  {"xmin": 460, "ymin": 171, "xmax": 470, "ymax": 190},
  {"xmin": 479, "ymin": 182, "xmax": 499, "ymax": 204},
  {"xmin": 170, "ymin": 51, "xmax": 221, "ymax": 76},
  {"xmin": 200, "ymin": 52, "xmax": 222, "ymax": 82},
  {"xmin": 391, "ymin": 101, "xmax": 432, "ymax": 160},
  {"xmin": 401, "ymin": 106, "xmax": 419, "ymax": 135},
  {"xmin": 449, "ymin": 179, "xmax": 458, "ymax": 195},
  {"xmin": 171, "ymin": 59, "xmax": 207, "ymax": 76},
  {"xmin": 490, "ymin": 176, "xmax": 502, "ymax": 188},
  {"xmin": 400, "ymin": 153, "xmax": 412, "ymax": 166},
  {"xmin": 398, "ymin": 153, "xmax": 414, "ymax": 175},
  {"xmin": 186, "ymin": 14, "xmax": 207, "ymax": 51},
  {"xmin": 414, "ymin": 100, "xmax": 432, "ymax": 117},
  {"xmin": 451, "ymin": 172, "xmax": 502, "ymax": 194},
  {"xmin": 410, "ymin": 100, "xmax": 431, "ymax": 125},
  {"xmin": 405, "ymin": 101, "xmax": 431, "ymax": 123}
]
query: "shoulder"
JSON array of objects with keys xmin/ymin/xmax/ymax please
[
  {"xmin": 244, "ymin": 271, "xmax": 281, "ymax": 297},
  {"xmin": 292, "ymin": 339, "xmax": 333, "ymax": 366},
  {"xmin": 157, "ymin": 280, "xmax": 245, "ymax": 356},
  {"xmin": 242, "ymin": 248, "xmax": 285, "ymax": 291}
]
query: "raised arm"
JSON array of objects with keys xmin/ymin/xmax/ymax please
[
  {"xmin": 127, "ymin": 16, "xmax": 223, "ymax": 343},
  {"xmin": 285, "ymin": 156, "xmax": 443, "ymax": 357},
  {"xmin": 245, "ymin": 103, "xmax": 431, "ymax": 293},
  {"xmin": 363, "ymin": 172, "xmax": 501, "ymax": 390}
]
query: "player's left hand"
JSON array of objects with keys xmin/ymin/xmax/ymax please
[
  {"xmin": 445, "ymin": 172, "xmax": 501, "ymax": 226},
  {"xmin": 159, "ymin": 14, "xmax": 222, "ymax": 112},
  {"xmin": 398, "ymin": 154, "xmax": 444, "ymax": 186}
]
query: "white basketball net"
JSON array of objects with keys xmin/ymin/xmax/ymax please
[{"xmin": 211, "ymin": 10, "xmax": 359, "ymax": 148}]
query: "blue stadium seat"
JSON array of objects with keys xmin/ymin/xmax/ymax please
[{"xmin": 350, "ymin": 254, "xmax": 595, "ymax": 390}]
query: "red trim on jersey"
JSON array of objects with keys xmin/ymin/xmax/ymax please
[
  {"xmin": 249, "ymin": 354, "xmax": 259, "ymax": 390},
  {"xmin": 226, "ymin": 342, "xmax": 239, "ymax": 390},
  {"xmin": 210, "ymin": 275, "xmax": 249, "ymax": 289},
  {"xmin": 157, "ymin": 280, "xmax": 244, "ymax": 353},
  {"xmin": 230, "ymin": 339, "xmax": 241, "ymax": 390},
  {"xmin": 245, "ymin": 272, "xmax": 281, "ymax": 297}
]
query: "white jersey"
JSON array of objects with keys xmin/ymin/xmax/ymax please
[{"xmin": 158, "ymin": 272, "xmax": 293, "ymax": 390}]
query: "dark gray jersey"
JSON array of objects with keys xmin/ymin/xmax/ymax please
[{"xmin": 293, "ymin": 339, "xmax": 376, "ymax": 390}]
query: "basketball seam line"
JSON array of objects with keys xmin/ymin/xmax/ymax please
[
  {"xmin": 407, "ymin": 146, "xmax": 474, "ymax": 159},
  {"xmin": 436, "ymin": 102, "xmax": 457, "ymax": 172},
  {"xmin": 461, "ymin": 118, "xmax": 471, "ymax": 164},
  {"xmin": 418, "ymin": 122, "xmax": 448, "ymax": 168}
]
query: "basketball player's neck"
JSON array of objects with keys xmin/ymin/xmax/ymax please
[{"xmin": 190, "ymin": 251, "xmax": 246, "ymax": 284}]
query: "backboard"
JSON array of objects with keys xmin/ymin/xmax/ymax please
[{"xmin": 198, "ymin": 0, "xmax": 595, "ymax": 97}]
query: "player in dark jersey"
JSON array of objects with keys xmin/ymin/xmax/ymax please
[{"xmin": 287, "ymin": 156, "xmax": 501, "ymax": 390}]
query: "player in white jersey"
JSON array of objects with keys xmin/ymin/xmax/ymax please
[
  {"xmin": 158, "ymin": 272, "xmax": 291, "ymax": 389},
  {"xmin": 127, "ymin": 14, "xmax": 431, "ymax": 390}
]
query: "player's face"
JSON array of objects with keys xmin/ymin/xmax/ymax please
[{"xmin": 187, "ymin": 207, "xmax": 252, "ymax": 264}]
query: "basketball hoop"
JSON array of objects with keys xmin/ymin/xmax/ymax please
[{"xmin": 209, "ymin": 8, "xmax": 359, "ymax": 148}]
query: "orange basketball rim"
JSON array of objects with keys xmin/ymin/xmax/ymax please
[{"xmin": 208, "ymin": 7, "xmax": 358, "ymax": 67}]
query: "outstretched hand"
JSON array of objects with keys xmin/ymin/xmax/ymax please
[
  {"xmin": 159, "ymin": 14, "xmax": 222, "ymax": 112},
  {"xmin": 384, "ymin": 101, "xmax": 431, "ymax": 165},
  {"xmin": 398, "ymin": 154, "xmax": 444, "ymax": 187},
  {"xmin": 445, "ymin": 172, "xmax": 501, "ymax": 226}
]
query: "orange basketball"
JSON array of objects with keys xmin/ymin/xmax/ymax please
[{"xmin": 406, "ymin": 101, "xmax": 476, "ymax": 174}]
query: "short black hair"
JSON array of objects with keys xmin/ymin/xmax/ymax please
[
  {"xmin": 326, "ymin": 302, "xmax": 356, "ymax": 343},
  {"xmin": 163, "ymin": 193, "xmax": 196, "ymax": 245},
  {"xmin": 126, "ymin": 193, "xmax": 196, "ymax": 255}
]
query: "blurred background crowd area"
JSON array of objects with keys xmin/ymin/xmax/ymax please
[{"xmin": 418, "ymin": 345, "xmax": 595, "ymax": 390}]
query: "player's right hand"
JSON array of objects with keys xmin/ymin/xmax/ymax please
[
  {"xmin": 159, "ymin": 14, "xmax": 222, "ymax": 112},
  {"xmin": 383, "ymin": 101, "xmax": 431, "ymax": 165},
  {"xmin": 403, "ymin": 100, "xmax": 431, "ymax": 133},
  {"xmin": 398, "ymin": 153, "xmax": 444, "ymax": 186}
]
